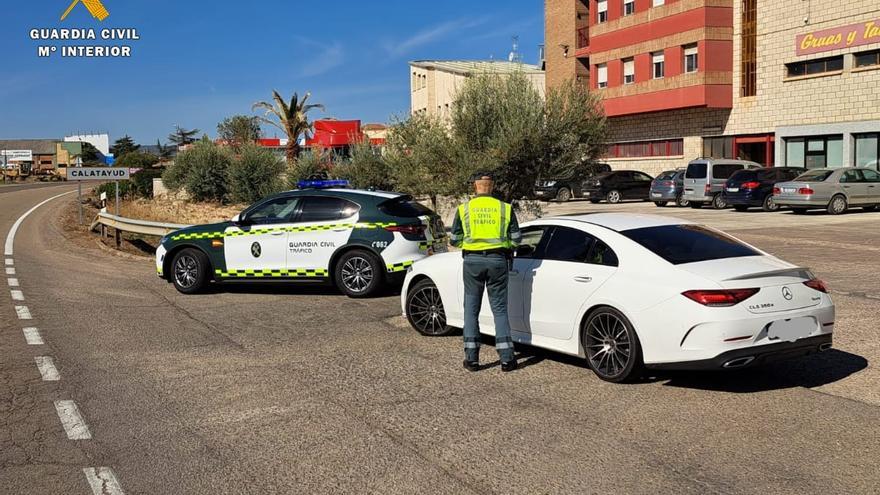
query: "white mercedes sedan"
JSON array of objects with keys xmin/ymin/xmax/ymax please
[{"xmin": 401, "ymin": 213, "xmax": 835, "ymax": 382}]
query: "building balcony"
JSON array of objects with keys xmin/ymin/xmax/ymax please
[{"xmin": 599, "ymin": 71, "xmax": 732, "ymax": 117}]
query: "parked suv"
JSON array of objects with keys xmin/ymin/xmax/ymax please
[
  {"xmin": 649, "ymin": 169, "xmax": 687, "ymax": 207},
  {"xmin": 533, "ymin": 163, "xmax": 612, "ymax": 202},
  {"xmin": 581, "ymin": 170, "xmax": 654, "ymax": 204},
  {"xmin": 683, "ymin": 158, "xmax": 762, "ymax": 209},
  {"xmin": 724, "ymin": 167, "xmax": 806, "ymax": 212}
]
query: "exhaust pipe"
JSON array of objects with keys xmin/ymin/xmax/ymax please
[
  {"xmin": 819, "ymin": 343, "xmax": 832, "ymax": 351},
  {"xmin": 723, "ymin": 356, "xmax": 755, "ymax": 368}
]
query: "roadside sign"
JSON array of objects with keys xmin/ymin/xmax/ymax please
[
  {"xmin": 0, "ymin": 150, "xmax": 34, "ymax": 162},
  {"xmin": 68, "ymin": 167, "xmax": 131, "ymax": 181}
]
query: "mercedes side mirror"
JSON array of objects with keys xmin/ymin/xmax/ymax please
[{"xmin": 515, "ymin": 245, "xmax": 534, "ymax": 258}]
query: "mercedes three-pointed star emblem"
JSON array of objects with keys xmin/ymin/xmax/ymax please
[{"xmin": 782, "ymin": 286, "xmax": 793, "ymax": 301}]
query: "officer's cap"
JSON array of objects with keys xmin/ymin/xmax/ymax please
[{"xmin": 470, "ymin": 171, "xmax": 495, "ymax": 182}]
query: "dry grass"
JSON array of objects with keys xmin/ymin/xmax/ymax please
[{"xmin": 118, "ymin": 198, "xmax": 245, "ymax": 226}]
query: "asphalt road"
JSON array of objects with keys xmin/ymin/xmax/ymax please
[{"xmin": 1, "ymin": 187, "xmax": 878, "ymax": 494}]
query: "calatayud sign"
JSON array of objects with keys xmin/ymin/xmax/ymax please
[
  {"xmin": 68, "ymin": 167, "xmax": 130, "ymax": 181},
  {"xmin": 797, "ymin": 19, "xmax": 880, "ymax": 56}
]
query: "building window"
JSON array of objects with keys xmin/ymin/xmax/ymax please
[
  {"xmin": 702, "ymin": 137, "xmax": 734, "ymax": 159},
  {"xmin": 855, "ymin": 49, "xmax": 880, "ymax": 69},
  {"xmin": 607, "ymin": 139, "xmax": 684, "ymax": 158},
  {"xmin": 741, "ymin": 0, "xmax": 757, "ymax": 96},
  {"xmin": 597, "ymin": 0, "xmax": 608, "ymax": 23},
  {"xmin": 785, "ymin": 136, "xmax": 843, "ymax": 168},
  {"xmin": 652, "ymin": 0, "xmax": 664, "ymax": 6},
  {"xmin": 623, "ymin": 58, "xmax": 635, "ymax": 84},
  {"xmin": 597, "ymin": 63, "xmax": 608, "ymax": 88},
  {"xmin": 683, "ymin": 44, "xmax": 698, "ymax": 73},
  {"xmin": 786, "ymin": 56, "xmax": 844, "ymax": 78},
  {"xmin": 855, "ymin": 134, "xmax": 880, "ymax": 169},
  {"xmin": 623, "ymin": 0, "xmax": 635, "ymax": 16},
  {"xmin": 652, "ymin": 52, "xmax": 665, "ymax": 79}
]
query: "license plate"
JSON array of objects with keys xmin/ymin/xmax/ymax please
[
  {"xmin": 783, "ymin": 187, "xmax": 796, "ymax": 193},
  {"xmin": 685, "ymin": 188, "xmax": 693, "ymax": 193},
  {"xmin": 768, "ymin": 317, "xmax": 815, "ymax": 342},
  {"xmin": 727, "ymin": 187, "xmax": 739, "ymax": 193},
  {"xmin": 651, "ymin": 193, "xmax": 661, "ymax": 198}
]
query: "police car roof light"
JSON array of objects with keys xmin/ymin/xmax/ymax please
[{"xmin": 297, "ymin": 179, "xmax": 351, "ymax": 189}]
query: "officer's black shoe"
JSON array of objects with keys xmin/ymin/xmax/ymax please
[
  {"xmin": 463, "ymin": 360, "xmax": 480, "ymax": 372},
  {"xmin": 501, "ymin": 360, "xmax": 518, "ymax": 372}
]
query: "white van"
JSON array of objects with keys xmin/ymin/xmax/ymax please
[{"xmin": 683, "ymin": 158, "xmax": 762, "ymax": 209}]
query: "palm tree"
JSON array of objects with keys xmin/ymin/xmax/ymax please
[
  {"xmin": 253, "ymin": 91, "xmax": 324, "ymax": 162},
  {"xmin": 168, "ymin": 125, "xmax": 200, "ymax": 147}
]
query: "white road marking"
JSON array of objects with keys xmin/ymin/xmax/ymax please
[
  {"xmin": 5, "ymin": 267, "xmax": 14, "ymax": 275},
  {"xmin": 35, "ymin": 356, "xmax": 60, "ymax": 381},
  {"xmin": 8, "ymin": 278, "xmax": 19, "ymax": 287},
  {"xmin": 4, "ymin": 190, "xmax": 75, "ymax": 256},
  {"xmin": 15, "ymin": 305, "xmax": 32, "ymax": 319},
  {"xmin": 83, "ymin": 467, "xmax": 125, "ymax": 495},
  {"xmin": 23, "ymin": 327, "xmax": 44, "ymax": 345},
  {"xmin": 54, "ymin": 400, "xmax": 92, "ymax": 440},
  {"xmin": 11, "ymin": 289, "xmax": 24, "ymax": 301},
  {"xmin": 4, "ymin": 258, "xmax": 12, "ymax": 266}
]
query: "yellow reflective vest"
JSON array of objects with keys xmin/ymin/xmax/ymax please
[{"xmin": 457, "ymin": 196, "xmax": 514, "ymax": 251}]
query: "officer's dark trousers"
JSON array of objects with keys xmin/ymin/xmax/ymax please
[{"xmin": 462, "ymin": 252, "xmax": 515, "ymax": 363}]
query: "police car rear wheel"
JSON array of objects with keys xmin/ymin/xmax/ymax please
[
  {"xmin": 406, "ymin": 279, "xmax": 454, "ymax": 337},
  {"xmin": 335, "ymin": 250, "xmax": 383, "ymax": 298},
  {"xmin": 172, "ymin": 248, "xmax": 210, "ymax": 294}
]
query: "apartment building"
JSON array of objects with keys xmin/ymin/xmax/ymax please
[
  {"xmin": 545, "ymin": 0, "xmax": 880, "ymax": 175},
  {"xmin": 409, "ymin": 60, "xmax": 545, "ymax": 118}
]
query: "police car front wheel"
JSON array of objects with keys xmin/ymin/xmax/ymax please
[
  {"xmin": 171, "ymin": 248, "xmax": 210, "ymax": 294},
  {"xmin": 334, "ymin": 250, "xmax": 384, "ymax": 298}
]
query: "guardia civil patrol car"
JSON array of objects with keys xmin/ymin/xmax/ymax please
[{"xmin": 156, "ymin": 180, "xmax": 447, "ymax": 297}]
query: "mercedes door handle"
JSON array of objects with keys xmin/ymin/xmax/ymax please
[{"xmin": 574, "ymin": 276, "xmax": 592, "ymax": 283}]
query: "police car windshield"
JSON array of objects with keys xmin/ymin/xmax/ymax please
[{"xmin": 379, "ymin": 196, "xmax": 434, "ymax": 217}]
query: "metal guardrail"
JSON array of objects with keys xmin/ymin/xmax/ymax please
[{"xmin": 91, "ymin": 213, "xmax": 190, "ymax": 245}]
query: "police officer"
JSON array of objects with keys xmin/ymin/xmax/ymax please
[{"xmin": 450, "ymin": 172, "xmax": 522, "ymax": 372}]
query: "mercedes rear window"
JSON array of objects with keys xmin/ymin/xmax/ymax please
[
  {"xmin": 794, "ymin": 170, "xmax": 834, "ymax": 182},
  {"xmin": 685, "ymin": 162, "xmax": 707, "ymax": 179},
  {"xmin": 621, "ymin": 225, "xmax": 760, "ymax": 265},
  {"xmin": 379, "ymin": 196, "xmax": 434, "ymax": 217}
]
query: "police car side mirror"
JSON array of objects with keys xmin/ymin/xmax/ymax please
[
  {"xmin": 231, "ymin": 214, "xmax": 241, "ymax": 223},
  {"xmin": 231, "ymin": 214, "xmax": 253, "ymax": 226}
]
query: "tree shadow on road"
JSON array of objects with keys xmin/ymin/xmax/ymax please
[{"xmin": 654, "ymin": 349, "xmax": 868, "ymax": 393}]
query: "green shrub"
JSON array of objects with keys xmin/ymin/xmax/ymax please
[
  {"xmin": 227, "ymin": 144, "xmax": 285, "ymax": 203},
  {"xmin": 335, "ymin": 142, "xmax": 394, "ymax": 191},
  {"xmin": 286, "ymin": 150, "xmax": 333, "ymax": 189},
  {"xmin": 129, "ymin": 169, "xmax": 163, "ymax": 198},
  {"xmin": 163, "ymin": 141, "xmax": 231, "ymax": 202},
  {"xmin": 114, "ymin": 151, "xmax": 159, "ymax": 171}
]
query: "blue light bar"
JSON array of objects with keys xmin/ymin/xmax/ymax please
[{"xmin": 297, "ymin": 179, "xmax": 351, "ymax": 189}]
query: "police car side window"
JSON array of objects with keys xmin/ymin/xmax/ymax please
[
  {"xmin": 246, "ymin": 197, "xmax": 300, "ymax": 225},
  {"xmin": 297, "ymin": 197, "xmax": 360, "ymax": 223}
]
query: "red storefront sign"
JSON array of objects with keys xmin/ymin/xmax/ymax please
[{"xmin": 796, "ymin": 19, "xmax": 880, "ymax": 56}]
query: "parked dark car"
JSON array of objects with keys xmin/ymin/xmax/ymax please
[
  {"xmin": 649, "ymin": 169, "xmax": 688, "ymax": 207},
  {"xmin": 533, "ymin": 163, "xmax": 612, "ymax": 202},
  {"xmin": 581, "ymin": 170, "xmax": 654, "ymax": 204},
  {"xmin": 724, "ymin": 167, "xmax": 806, "ymax": 212}
]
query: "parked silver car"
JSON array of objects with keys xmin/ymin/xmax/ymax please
[
  {"xmin": 683, "ymin": 158, "xmax": 762, "ymax": 209},
  {"xmin": 649, "ymin": 169, "xmax": 687, "ymax": 207},
  {"xmin": 773, "ymin": 167, "xmax": 880, "ymax": 215}
]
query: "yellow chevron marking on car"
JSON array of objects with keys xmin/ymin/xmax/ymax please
[
  {"xmin": 386, "ymin": 260, "xmax": 415, "ymax": 273},
  {"xmin": 214, "ymin": 268, "xmax": 329, "ymax": 278},
  {"xmin": 172, "ymin": 222, "xmax": 399, "ymax": 241}
]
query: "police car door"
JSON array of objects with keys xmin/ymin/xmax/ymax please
[
  {"xmin": 286, "ymin": 196, "xmax": 360, "ymax": 273},
  {"xmin": 224, "ymin": 196, "xmax": 301, "ymax": 273}
]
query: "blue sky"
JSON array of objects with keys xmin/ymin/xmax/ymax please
[{"xmin": 1, "ymin": 0, "xmax": 543, "ymax": 145}]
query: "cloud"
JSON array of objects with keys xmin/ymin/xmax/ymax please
[
  {"xmin": 295, "ymin": 37, "xmax": 344, "ymax": 78},
  {"xmin": 385, "ymin": 17, "xmax": 490, "ymax": 57}
]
